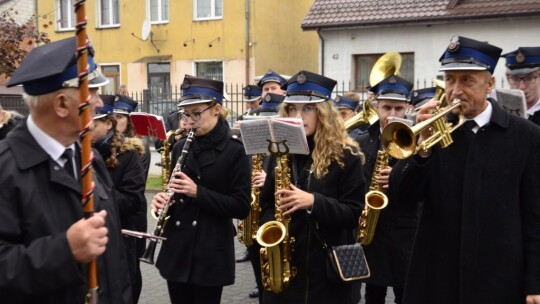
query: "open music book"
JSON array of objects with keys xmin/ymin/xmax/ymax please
[
  {"xmin": 129, "ymin": 112, "xmax": 167, "ymax": 140},
  {"xmin": 239, "ymin": 117, "xmax": 309, "ymax": 155},
  {"xmin": 494, "ymin": 89, "xmax": 527, "ymax": 118}
]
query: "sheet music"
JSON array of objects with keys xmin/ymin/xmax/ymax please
[
  {"xmin": 238, "ymin": 117, "xmax": 309, "ymax": 155},
  {"xmin": 129, "ymin": 112, "xmax": 167, "ymax": 140}
]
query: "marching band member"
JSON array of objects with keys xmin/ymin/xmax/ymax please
[
  {"xmin": 334, "ymin": 93, "xmax": 366, "ymax": 139},
  {"xmin": 501, "ymin": 47, "xmax": 540, "ymax": 125},
  {"xmin": 258, "ymin": 70, "xmax": 287, "ymax": 97},
  {"xmin": 393, "ymin": 36, "xmax": 540, "ymax": 304},
  {"xmin": 356, "ymin": 75, "xmax": 417, "ymax": 304},
  {"xmin": 151, "ymin": 75, "xmax": 251, "ymax": 304},
  {"xmin": 0, "ymin": 37, "xmax": 132, "ymax": 304},
  {"xmin": 92, "ymin": 96, "xmax": 146, "ymax": 304},
  {"xmin": 259, "ymin": 70, "xmax": 365, "ymax": 304}
]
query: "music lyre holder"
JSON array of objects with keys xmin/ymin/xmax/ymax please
[{"xmin": 267, "ymin": 139, "xmax": 289, "ymax": 156}]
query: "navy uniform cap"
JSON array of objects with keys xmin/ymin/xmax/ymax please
[
  {"xmin": 257, "ymin": 70, "xmax": 287, "ymax": 87},
  {"xmin": 501, "ymin": 47, "xmax": 540, "ymax": 75},
  {"xmin": 410, "ymin": 87, "xmax": 436, "ymax": 109},
  {"xmin": 439, "ymin": 36, "xmax": 502, "ymax": 74},
  {"xmin": 334, "ymin": 95, "xmax": 359, "ymax": 110},
  {"xmin": 243, "ymin": 85, "xmax": 262, "ymax": 102},
  {"xmin": 371, "ymin": 75, "xmax": 413, "ymax": 102},
  {"xmin": 113, "ymin": 95, "xmax": 138, "ymax": 114},
  {"xmin": 7, "ymin": 37, "xmax": 109, "ymax": 95},
  {"xmin": 259, "ymin": 93, "xmax": 285, "ymax": 116},
  {"xmin": 283, "ymin": 70, "xmax": 336, "ymax": 103},
  {"xmin": 178, "ymin": 75, "xmax": 224, "ymax": 106},
  {"xmin": 95, "ymin": 95, "xmax": 115, "ymax": 119}
]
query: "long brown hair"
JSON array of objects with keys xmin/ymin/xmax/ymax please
[
  {"xmin": 95, "ymin": 115, "xmax": 123, "ymax": 168},
  {"xmin": 279, "ymin": 101, "xmax": 364, "ymax": 179}
]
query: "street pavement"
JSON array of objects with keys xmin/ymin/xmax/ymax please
[{"xmin": 138, "ymin": 150, "xmax": 395, "ymax": 303}]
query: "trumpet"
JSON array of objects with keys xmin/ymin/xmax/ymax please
[{"xmin": 381, "ymin": 99, "xmax": 464, "ymax": 159}]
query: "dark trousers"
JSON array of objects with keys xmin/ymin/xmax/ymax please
[
  {"xmin": 167, "ymin": 281, "xmax": 223, "ymax": 304},
  {"xmin": 365, "ymin": 283, "xmax": 403, "ymax": 304},
  {"xmin": 247, "ymin": 242, "xmax": 263, "ymax": 304}
]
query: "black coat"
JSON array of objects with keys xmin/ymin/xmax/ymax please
[
  {"xmin": 356, "ymin": 122, "xmax": 420, "ymax": 287},
  {"xmin": 394, "ymin": 100, "xmax": 540, "ymax": 304},
  {"xmin": 529, "ymin": 110, "xmax": 540, "ymax": 126},
  {"xmin": 259, "ymin": 137, "xmax": 365, "ymax": 304},
  {"xmin": 0, "ymin": 120, "xmax": 132, "ymax": 304},
  {"xmin": 156, "ymin": 118, "xmax": 251, "ymax": 286}
]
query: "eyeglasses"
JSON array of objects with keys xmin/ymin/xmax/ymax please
[
  {"xmin": 287, "ymin": 104, "xmax": 317, "ymax": 116},
  {"xmin": 181, "ymin": 104, "xmax": 215, "ymax": 121},
  {"xmin": 506, "ymin": 74, "xmax": 538, "ymax": 85}
]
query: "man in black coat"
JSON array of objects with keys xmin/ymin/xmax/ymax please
[
  {"xmin": 357, "ymin": 75, "xmax": 418, "ymax": 304},
  {"xmin": 394, "ymin": 36, "xmax": 540, "ymax": 304},
  {"xmin": 0, "ymin": 37, "xmax": 132, "ymax": 304},
  {"xmin": 501, "ymin": 47, "xmax": 540, "ymax": 125}
]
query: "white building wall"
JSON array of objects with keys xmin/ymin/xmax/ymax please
[{"xmin": 319, "ymin": 17, "xmax": 540, "ymax": 89}]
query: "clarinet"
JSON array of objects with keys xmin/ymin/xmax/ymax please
[{"xmin": 140, "ymin": 129, "xmax": 195, "ymax": 265}]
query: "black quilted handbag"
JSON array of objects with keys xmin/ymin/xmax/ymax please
[
  {"xmin": 326, "ymin": 243, "xmax": 370, "ymax": 283},
  {"xmin": 309, "ymin": 220, "xmax": 370, "ymax": 283}
]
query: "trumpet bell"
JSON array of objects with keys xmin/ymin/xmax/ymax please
[{"xmin": 381, "ymin": 121, "xmax": 417, "ymax": 159}]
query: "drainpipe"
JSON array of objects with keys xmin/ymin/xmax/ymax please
[
  {"xmin": 245, "ymin": 0, "xmax": 250, "ymax": 85},
  {"xmin": 317, "ymin": 28, "xmax": 325, "ymax": 75}
]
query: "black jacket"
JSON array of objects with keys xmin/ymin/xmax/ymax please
[
  {"xmin": 356, "ymin": 122, "xmax": 420, "ymax": 287},
  {"xmin": 395, "ymin": 100, "xmax": 540, "ymax": 304},
  {"xmin": 156, "ymin": 118, "xmax": 251, "ymax": 286},
  {"xmin": 0, "ymin": 120, "xmax": 132, "ymax": 304},
  {"xmin": 260, "ymin": 137, "xmax": 365, "ymax": 304}
]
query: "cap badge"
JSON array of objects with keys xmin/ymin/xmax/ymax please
[
  {"xmin": 389, "ymin": 76, "xmax": 397, "ymax": 84},
  {"xmin": 181, "ymin": 79, "xmax": 191, "ymax": 90},
  {"xmin": 297, "ymin": 73, "xmax": 307, "ymax": 84},
  {"xmin": 516, "ymin": 51, "xmax": 525, "ymax": 63},
  {"xmin": 335, "ymin": 96, "xmax": 340, "ymax": 103},
  {"xmin": 448, "ymin": 36, "xmax": 460, "ymax": 53},
  {"xmin": 413, "ymin": 91, "xmax": 419, "ymax": 97},
  {"xmin": 265, "ymin": 94, "xmax": 272, "ymax": 102}
]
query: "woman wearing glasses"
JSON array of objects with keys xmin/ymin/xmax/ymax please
[
  {"xmin": 259, "ymin": 71, "xmax": 366, "ymax": 304},
  {"xmin": 151, "ymin": 75, "xmax": 251, "ymax": 304}
]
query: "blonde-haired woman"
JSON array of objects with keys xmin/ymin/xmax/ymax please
[{"xmin": 259, "ymin": 70, "xmax": 366, "ymax": 304}]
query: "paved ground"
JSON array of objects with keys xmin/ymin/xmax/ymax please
[{"xmin": 138, "ymin": 149, "xmax": 395, "ymax": 303}]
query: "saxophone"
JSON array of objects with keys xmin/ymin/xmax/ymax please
[
  {"xmin": 238, "ymin": 153, "xmax": 264, "ymax": 247},
  {"xmin": 358, "ymin": 150, "xmax": 389, "ymax": 245},
  {"xmin": 140, "ymin": 129, "xmax": 195, "ymax": 265},
  {"xmin": 255, "ymin": 141, "xmax": 296, "ymax": 293}
]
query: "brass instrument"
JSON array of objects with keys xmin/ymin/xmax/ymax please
[
  {"xmin": 381, "ymin": 98, "xmax": 464, "ymax": 159},
  {"xmin": 238, "ymin": 153, "xmax": 264, "ymax": 247},
  {"xmin": 358, "ymin": 150, "xmax": 389, "ymax": 245},
  {"xmin": 256, "ymin": 141, "xmax": 296, "ymax": 293},
  {"xmin": 345, "ymin": 51, "xmax": 402, "ymax": 131},
  {"xmin": 140, "ymin": 129, "xmax": 195, "ymax": 265},
  {"xmin": 344, "ymin": 99, "xmax": 379, "ymax": 131}
]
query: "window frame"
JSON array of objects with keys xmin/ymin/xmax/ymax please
[
  {"xmin": 100, "ymin": 63, "xmax": 121, "ymax": 95},
  {"xmin": 353, "ymin": 52, "xmax": 415, "ymax": 91},
  {"xmin": 97, "ymin": 0, "xmax": 120, "ymax": 29},
  {"xmin": 193, "ymin": 0, "xmax": 223, "ymax": 21},
  {"xmin": 57, "ymin": 0, "xmax": 76, "ymax": 31},
  {"xmin": 194, "ymin": 60, "xmax": 224, "ymax": 81},
  {"xmin": 150, "ymin": 0, "xmax": 169, "ymax": 24}
]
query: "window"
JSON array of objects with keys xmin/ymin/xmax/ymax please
[
  {"xmin": 354, "ymin": 53, "xmax": 414, "ymax": 91},
  {"xmin": 148, "ymin": 63, "xmax": 172, "ymax": 116},
  {"xmin": 101, "ymin": 64, "xmax": 120, "ymax": 94},
  {"xmin": 194, "ymin": 0, "xmax": 223, "ymax": 20},
  {"xmin": 196, "ymin": 61, "xmax": 223, "ymax": 81},
  {"xmin": 150, "ymin": 0, "xmax": 169, "ymax": 23},
  {"xmin": 57, "ymin": 0, "xmax": 76, "ymax": 30},
  {"xmin": 99, "ymin": 0, "xmax": 120, "ymax": 27}
]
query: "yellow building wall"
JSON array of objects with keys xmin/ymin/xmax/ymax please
[
  {"xmin": 36, "ymin": 0, "xmax": 317, "ymax": 91},
  {"xmin": 251, "ymin": 0, "xmax": 318, "ymax": 77}
]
